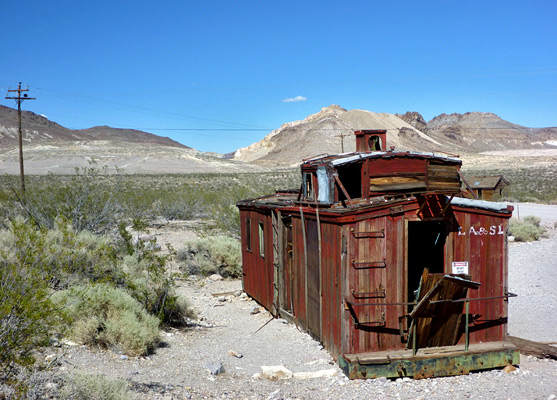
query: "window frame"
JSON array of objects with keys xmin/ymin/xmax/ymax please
[
  {"xmin": 258, "ymin": 222, "xmax": 265, "ymax": 258},
  {"xmin": 245, "ymin": 218, "xmax": 252, "ymax": 252}
]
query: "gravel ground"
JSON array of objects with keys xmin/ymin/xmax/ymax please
[
  {"xmin": 39, "ymin": 231, "xmax": 557, "ymax": 399},
  {"xmin": 508, "ymin": 229, "xmax": 557, "ymax": 343}
]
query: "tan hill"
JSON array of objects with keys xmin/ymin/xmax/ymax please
[
  {"xmin": 233, "ymin": 105, "xmax": 442, "ymax": 166},
  {"xmin": 234, "ymin": 106, "xmax": 557, "ymax": 166},
  {"xmin": 0, "ymin": 105, "xmax": 187, "ymax": 148},
  {"xmin": 0, "ymin": 105, "xmax": 263, "ymax": 174},
  {"xmin": 424, "ymin": 112, "xmax": 557, "ymax": 152}
]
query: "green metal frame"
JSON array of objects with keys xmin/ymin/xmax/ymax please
[{"xmin": 339, "ymin": 345, "xmax": 519, "ymax": 379}]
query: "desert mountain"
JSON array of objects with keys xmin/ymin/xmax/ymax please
[
  {"xmin": 0, "ymin": 105, "xmax": 262, "ymax": 174},
  {"xmin": 234, "ymin": 106, "xmax": 557, "ymax": 166},
  {"xmin": 424, "ymin": 112, "xmax": 557, "ymax": 152},
  {"xmin": 0, "ymin": 105, "xmax": 187, "ymax": 148},
  {"xmin": 233, "ymin": 105, "xmax": 443, "ymax": 166}
]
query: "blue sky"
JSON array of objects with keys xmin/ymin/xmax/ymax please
[{"xmin": 1, "ymin": 1, "xmax": 556, "ymax": 153}]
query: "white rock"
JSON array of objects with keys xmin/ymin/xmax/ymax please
[
  {"xmin": 267, "ymin": 389, "xmax": 281, "ymax": 400},
  {"xmin": 208, "ymin": 274, "xmax": 223, "ymax": 281},
  {"xmin": 293, "ymin": 369, "xmax": 337, "ymax": 380},
  {"xmin": 228, "ymin": 350, "xmax": 243, "ymax": 358},
  {"xmin": 260, "ymin": 365, "xmax": 293, "ymax": 380}
]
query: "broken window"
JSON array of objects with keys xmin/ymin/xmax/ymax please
[
  {"xmin": 246, "ymin": 218, "xmax": 252, "ymax": 252},
  {"xmin": 337, "ymin": 163, "xmax": 362, "ymax": 201},
  {"xmin": 303, "ymin": 172, "xmax": 315, "ymax": 200},
  {"xmin": 369, "ymin": 135, "xmax": 382, "ymax": 151},
  {"xmin": 317, "ymin": 166, "xmax": 332, "ymax": 204},
  {"xmin": 258, "ymin": 222, "xmax": 265, "ymax": 258}
]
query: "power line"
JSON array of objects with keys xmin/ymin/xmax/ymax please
[{"xmin": 5, "ymin": 82, "xmax": 35, "ymax": 193}]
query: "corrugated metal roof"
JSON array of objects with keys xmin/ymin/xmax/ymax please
[
  {"xmin": 301, "ymin": 151, "xmax": 462, "ymax": 167},
  {"xmin": 449, "ymin": 196, "xmax": 512, "ymax": 213}
]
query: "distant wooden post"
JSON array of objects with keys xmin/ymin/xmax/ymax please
[
  {"xmin": 334, "ymin": 131, "xmax": 350, "ymax": 153},
  {"xmin": 5, "ymin": 82, "xmax": 36, "ymax": 193}
]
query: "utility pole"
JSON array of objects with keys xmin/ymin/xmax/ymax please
[
  {"xmin": 6, "ymin": 82, "xmax": 35, "ymax": 193},
  {"xmin": 334, "ymin": 131, "xmax": 350, "ymax": 153}
]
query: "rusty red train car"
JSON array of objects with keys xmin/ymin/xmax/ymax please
[{"xmin": 237, "ymin": 130, "xmax": 518, "ymax": 379}]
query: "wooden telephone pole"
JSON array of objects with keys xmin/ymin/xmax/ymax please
[
  {"xmin": 5, "ymin": 82, "xmax": 35, "ymax": 193},
  {"xmin": 334, "ymin": 131, "xmax": 350, "ymax": 153}
]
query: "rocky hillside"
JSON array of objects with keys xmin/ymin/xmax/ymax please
[
  {"xmin": 0, "ymin": 105, "xmax": 187, "ymax": 149},
  {"xmin": 233, "ymin": 106, "xmax": 442, "ymax": 166},
  {"xmin": 425, "ymin": 112, "xmax": 557, "ymax": 152},
  {"xmin": 235, "ymin": 106, "xmax": 557, "ymax": 166},
  {"xmin": 0, "ymin": 105, "xmax": 263, "ymax": 174}
]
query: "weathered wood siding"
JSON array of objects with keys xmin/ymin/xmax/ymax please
[
  {"xmin": 291, "ymin": 216, "xmax": 307, "ymax": 329},
  {"xmin": 450, "ymin": 207, "xmax": 509, "ymax": 343},
  {"xmin": 366, "ymin": 158, "xmax": 460, "ymax": 195},
  {"xmin": 239, "ymin": 209, "xmax": 274, "ymax": 311},
  {"xmin": 319, "ymin": 221, "xmax": 343, "ymax": 360}
]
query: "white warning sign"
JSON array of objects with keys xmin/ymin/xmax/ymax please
[{"xmin": 452, "ymin": 261, "xmax": 469, "ymax": 275}]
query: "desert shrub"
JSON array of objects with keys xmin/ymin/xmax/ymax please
[
  {"xmin": 153, "ymin": 188, "xmax": 204, "ymax": 220},
  {"xmin": 118, "ymin": 226, "xmax": 195, "ymax": 326},
  {"xmin": 508, "ymin": 217, "xmax": 547, "ymax": 242},
  {"xmin": 0, "ymin": 222, "xmax": 64, "ymax": 380},
  {"xmin": 61, "ymin": 373, "xmax": 131, "ymax": 400},
  {"xmin": 0, "ymin": 218, "xmax": 120, "ymax": 289},
  {"xmin": 121, "ymin": 254, "xmax": 195, "ymax": 327},
  {"xmin": 10, "ymin": 165, "xmax": 123, "ymax": 234},
  {"xmin": 0, "ymin": 263, "xmax": 62, "ymax": 380},
  {"xmin": 53, "ymin": 283, "xmax": 160, "ymax": 356},
  {"xmin": 523, "ymin": 215, "xmax": 541, "ymax": 227},
  {"xmin": 177, "ymin": 236, "xmax": 241, "ymax": 278}
]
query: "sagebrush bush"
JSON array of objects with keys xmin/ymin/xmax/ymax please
[
  {"xmin": 118, "ymin": 227, "xmax": 195, "ymax": 326},
  {"xmin": 0, "ymin": 219, "xmax": 65, "ymax": 380},
  {"xmin": 61, "ymin": 372, "xmax": 131, "ymax": 400},
  {"xmin": 0, "ymin": 259, "xmax": 63, "ymax": 381},
  {"xmin": 53, "ymin": 283, "xmax": 160, "ymax": 356},
  {"xmin": 177, "ymin": 236, "xmax": 241, "ymax": 278},
  {"xmin": 13, "ymin": 164, "xmax": 124, "ymax": 234},
  {"xmin": 0, "ymin": 218, "xmax": 119, "ymax": 289},
  {"xmin": 153, "ymin": 188, "xmax": 204, "ymax": 220},
  {"xmin": 0, "ymin": 170, "xmax": 301, "ymax": 237},
  {"xmin": 508, "ymin": 217, "xmax": 547, "ymax": 242},
  {"xmin": 121, "ymin": 254, "xmax": 195, "ymax": 326}
]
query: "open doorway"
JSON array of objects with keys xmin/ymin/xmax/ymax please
[{"xmin": 407, "ymin": 220, "xmax": 447, "ymax": 308}]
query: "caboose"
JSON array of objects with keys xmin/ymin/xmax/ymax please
[{"xmin": 237, "ymin": 130, "xmax": 518, "ymax": 379}]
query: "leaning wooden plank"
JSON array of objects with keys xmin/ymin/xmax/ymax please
[
  {"xmin": 507, "ymin": 336, "xmax": 557, "ymax": 359},
  {"xmin": 410, "ymin": 277, "xmax": 447, "ymax": 319}
]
